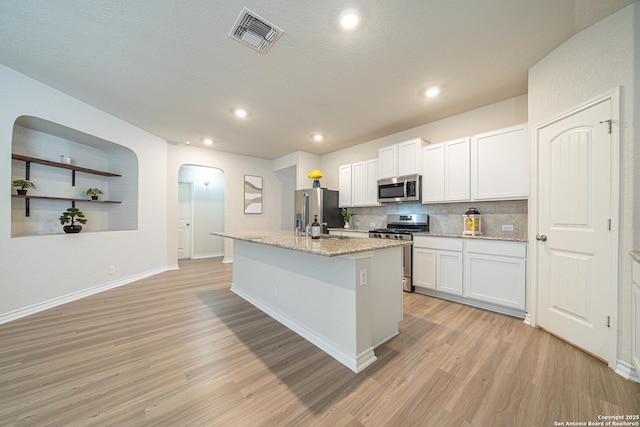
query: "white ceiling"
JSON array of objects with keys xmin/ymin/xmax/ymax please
[{"xmin": 0, "ymin": 0, "xmax": 634, "ymax": 159}]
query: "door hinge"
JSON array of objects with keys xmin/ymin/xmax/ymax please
[
  {"xmin": 606, "ymin": 316, "xmax": 610, "ymax": 328},
  {"xmin": 608, "ymin": 218, "xmax": 611, "ymax": 231},
  {"xmin": 599, "ymin": 119, "xmax": 612, "ymax": 134}
]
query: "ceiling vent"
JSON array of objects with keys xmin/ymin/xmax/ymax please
[{"xmin": 229, "ymin": 8, "xmax": 283, "ymax": 54}]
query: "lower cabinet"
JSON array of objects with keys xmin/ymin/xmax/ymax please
[
  {"xmin": 413, "ymin": 235, "xmax": 527, "ymax": 317},
  {"xmin": 463, "ymin": 240, "xmax": 526, "ymax": 311},
  {"xmin": 632, "ymin": 256, "xmax": 640, "ymax": 377},
  {"xmin": 413, "ymin": 237, "xmax": 463, "ymax": 296}
]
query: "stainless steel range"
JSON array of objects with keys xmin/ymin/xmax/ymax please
[{"xmin": 369, "ymin": 214, "xmax": 429, "ymax": 292}]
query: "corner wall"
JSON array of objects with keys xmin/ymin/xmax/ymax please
[{"xmin": 528, "ymin": 3, "xmax": 638, "ymax": 370}]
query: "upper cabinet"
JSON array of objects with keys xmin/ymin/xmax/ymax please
[
  {"xmin": 422, "ymin": 137, "xmax": 470, "ymax": 203},
  {"xmin": 379, "ymin": 138, "xmax": 426, "ymax": 179},
  {"xmin": 471, "ymin": 124, "xmax": 528, "ymax": 200},
  {"xmin": 339, "ymin": 159, "xmax": 380, "ymax": 208},
  {"xmin": 422, "ymin": 124, "xmax": 528, "ymax": 204}
]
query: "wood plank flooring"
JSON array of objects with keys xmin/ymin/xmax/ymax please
[{"xmin": 1, "ymin": 258, "xmax": 638, "ymax": 426}]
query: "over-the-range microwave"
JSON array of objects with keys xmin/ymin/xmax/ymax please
[{"xmin": 377, "ymin": 174, "xmax": 422, "ymax": 203}]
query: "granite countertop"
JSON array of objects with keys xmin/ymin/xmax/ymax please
[
  {"xmin": 413, "ymin": 232, "xmax": 528, "ymax": 243},
  {"xmin": 631, "ymin": 251, "xmax": 640, "ymax": 263},
  {"xmin": 327, "ymin": 228, "xmax": 369, "ymax": 233},
  {"xmin": 211, "ymin": 230, "xmax": 411, "ymax": 257}
]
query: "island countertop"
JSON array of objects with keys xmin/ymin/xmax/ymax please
[{"xmin": 211, "ymin": 230, "xmax": 411, "ymax": 257}]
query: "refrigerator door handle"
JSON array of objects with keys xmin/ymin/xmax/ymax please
[{"xmin": 301, "ymin": 192, "xmax": 309, "ymax": 234}]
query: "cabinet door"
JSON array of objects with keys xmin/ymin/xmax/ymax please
[
  {"xmin": 365, "ymin": 159, "xmax": 380, "ymax": 205},
  {"xmin": 464, "ymin": 252, "xmax": 526, "ymax": 310},
  {"xmin": 413, "ymin": 247, "xmax": 436, "ymax": 290},
  {"xmin": 351, "ymin": 161, "xmax": 367, "ymax": 206},
  {"xmin": 422, "ymin": 145, "xmax": 445, "ymax": 203},
  {"xmin": 437, "ymin": 250, "xmax": 463, "ymax": 295},
  {"xmin": 378, "ymin": 145, "xmax": 398, "ymax": 179},
  {"xmin": 445, "ymin": 138, "xmax": 470, "ymax": 201},
  {"xmin": 338, "ymin": 164, "xmax": 352, "ymax": 207},
  {"xmin": 398, "ymin": 138, "xmax": 423, "ymax": 176},
  {"xmin": 471, "ymin": 124, "xmax": 528, "ymax": 200}
]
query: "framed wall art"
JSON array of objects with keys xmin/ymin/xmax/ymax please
[{"xmin": 244, "ymin": 175, "xmax": 263, "ymax": 214}]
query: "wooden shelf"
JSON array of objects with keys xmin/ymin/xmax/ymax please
[
  {"xmin": 12, "ymin": 153, "xmax": 121, "ymax": 177},
  {"xmin": 12, "ymin": 194, "xmax": 121, "ymax": 204}
]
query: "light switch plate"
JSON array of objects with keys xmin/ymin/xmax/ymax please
[{"xmin": 502, "ymin": 224, "xmax": 514, "ymax": 231}]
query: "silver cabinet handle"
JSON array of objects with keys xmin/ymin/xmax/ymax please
[{"xmin": 536, "ymin": 235, "xmax": 547, "ymax": 241}]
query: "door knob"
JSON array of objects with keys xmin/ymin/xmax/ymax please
[{"xmin": 536, "ymin": 234, "xmax": 547, "ymax": 241}]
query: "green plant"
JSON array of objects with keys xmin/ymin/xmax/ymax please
[
  {"xmin": 341, "ymin": 208, "xmax": 355, "ymax": 223},
  {"xmin": 85, "ymin": 187, "xmax": 103, "ymax": 196},
  {"xmin": 12, "ymin": 179, "xmax": 36, "ymax": 190},
  {"xmin": 59, "ymin": 207, "xmax": 87, "ymax": 226}
]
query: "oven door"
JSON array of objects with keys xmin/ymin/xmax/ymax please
[{"xmin": 377, "ymin": 174, "xmax": 421, "ymax": 203}]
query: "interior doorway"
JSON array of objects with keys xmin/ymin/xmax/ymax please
[{"xmin": 178, "ymin": 165, "xmax": 225, "ymax": 260}]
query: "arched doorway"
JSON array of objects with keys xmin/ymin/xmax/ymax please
[{"xmin": 178, "ymin": 165, "xmax": 225, "ymax": 259}]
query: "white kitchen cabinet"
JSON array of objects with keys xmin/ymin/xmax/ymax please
[
  {"xmin": 379, "ymin": 138, "xmax": 426, "ymax": 179},
  {"xmin": 338, "ymin": 164, "xmax": 352, "ymax": 207},
  {"xmin": 378, "ymin": 145, "xmax": 398, "ymax": 179},
  {"xmin": 471, "ymin": 124, "xmax": 528, "ymax": 200},
  {"xmin": 422, "ymin": 137, "xmax": 470, "ymax": 203},
  {"xmin": 339, "ymin": 159, "xmax": 379, "ymax": 208},
  {"xmin": 463, "ymin": 239, "xmax": 527, "ymax": 311},
  {"xmin": 421, "ymin": 144, "xmax": 445, "ymax": 202},
  {"xmin": 632, "ymin": 256, "xmax": 640, "ymax": 376},
  {"xmin": 365, "ymin": 159, "xmax": 380, "ymax": 205},
  {"xmin": 413, "ymin": 236, "xmax": 463, "ymax": 295}
]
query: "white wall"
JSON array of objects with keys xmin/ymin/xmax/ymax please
[
  {"xmin": 320, "ymin": 95, "xmax": 528, "ymax": 190},
  {"xmin": 528, "ymin": 3, "xmax": 639, "ymax": 369},
  {"xmin": 0, "ymin": 64, "xmax": 168, "ymax": 321},
  {"xmin": 167, "ymin": 143, "xmax": 284, "ymax": 264}
]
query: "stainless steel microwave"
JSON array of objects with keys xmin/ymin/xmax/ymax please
[{"xmin": 377, "ymin": 174, "xmax": 421, "ymax": 203}]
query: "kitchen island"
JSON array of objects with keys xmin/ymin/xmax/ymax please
[{"xmin": 211, "ymin": 230, "xmax": 410, "ymax": 373}]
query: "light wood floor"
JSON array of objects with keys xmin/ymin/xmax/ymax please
[{"xmin": 1, "ymin": 258, "xmax": 638, "ymax": 426}]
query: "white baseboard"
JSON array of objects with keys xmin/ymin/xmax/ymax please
[
  {"xmin": 614, "ymin": 360, "xmax": 640, "ymax": 383},
  {"xmin": 222, "ymin": 256, "xmax": 233, "ymax": 264},
  {"xmin": 0, "ymin": 265, "xmax": 171, "ymax": 325}
]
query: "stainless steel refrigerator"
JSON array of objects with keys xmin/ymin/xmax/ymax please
[{"xmin": 294, "ymin": 188, "xmax": 341, "ymax": 234}]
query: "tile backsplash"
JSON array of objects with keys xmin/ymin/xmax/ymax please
[{"xmin": 347, "ymin": 200, "xmax": 528, "ymax": 239}]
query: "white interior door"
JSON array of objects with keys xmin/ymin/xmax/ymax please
[
  {"xmin": 536, "ymin": 99, "xmax": 613, "ymax": 361},
  {"xmin": 178, "ymin": 181, "xmax": 193, "ymax": 260}
]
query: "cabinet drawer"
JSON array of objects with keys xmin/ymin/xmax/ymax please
[
  {"xmin": 413, "ymin": 236, "xmax": 463, "ymax": 251},
  {"xmin": 465, "ymin": 239, "xmax": 527, "ymax": 258}
]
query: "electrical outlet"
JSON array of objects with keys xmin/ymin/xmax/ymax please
[
  {"xmin": 359, "ymin": 268, "xmax": 368, "ymax": 286},
  {"xmin": 109, "ymin": 265, "xmax": 115, "ymax": 275},
  {"xmin": 272, "ymin": 286, "xmax": 278, "ymax": 296},
  {"xmin": 370, "ymin": 222, "xmax": 376, "ymax": 228},
  {"xmin": 502, "ymin": 224, "xmax": 514, "ymax": 231}
]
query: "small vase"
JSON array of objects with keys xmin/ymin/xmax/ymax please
[
  {"xmin": 344, "ymin": 222, "xmax": 350, "ymax": 229},
  {"xmin": 312, "ymin": 179, "xmax": 321, "ymax": 188},
  {"xmin": 63, "ymin": 225, "xmax": 82, "ymax": 233}
]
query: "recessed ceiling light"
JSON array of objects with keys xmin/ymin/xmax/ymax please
[
  {"xmin": 312, "ymin": 133, "xmax": 324, "ymax": 142},
  {"xmin": 425, "ymin": 87, "xmax": 441, "ymax": 98},
  {"xmin": 234, "ymin": 108, "xmax": 248, "ymax": 118},
  {"xmin": 203, "ymin": 138, "xmax": 213, "ymax": 145},
  {"xmin": 184, "ymin": 140, "xmax": 191, "ymax": 145},
  {"xmin": 339, "ymin": 9, "xmax": 361, "ymax": 30}
]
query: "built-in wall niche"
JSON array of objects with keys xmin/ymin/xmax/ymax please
[{"xmin": 10, "ymin": 116, "xmax": 139, "ymax": 237}]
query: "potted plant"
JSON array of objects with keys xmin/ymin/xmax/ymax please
[
  {"xmin": 12, "ymin": 179, "xmax": 36, "ymax": 195},
  {"xmin": 86, "ymin": 187, "xmax": 103, "ymax": 200},
  {"xmin": 59, "ymin": 207, "xmax": 87, "ymax": 233},
  {"xmin": 341, "ymin": 208, "xmax": 355, "ymax": 229}
]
